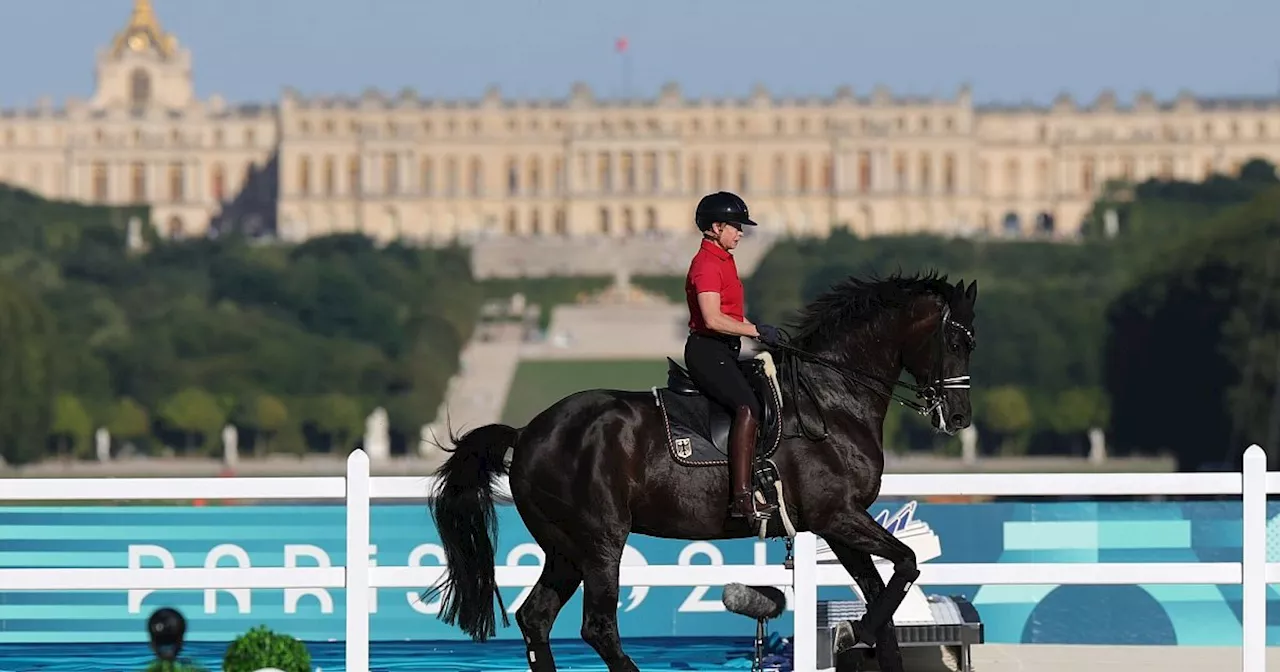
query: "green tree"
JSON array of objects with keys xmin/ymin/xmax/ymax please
[
  {"xmin": 1047, "ymin": 387, "xmax": 1110, "ymax": 455},
  {"xmin": 1048, "ymin": 387, "xmax": 1110, "ymax": 434},
  {"xmin": 157, "ymin": 387, "xmax": 226, "ymax": 452},
  {"xmin": 49, "ymin": 393, "xmax": 93, "ymax": 458},
  {"xmin": 0, "ymin": 275, "xmax": 55, "ymax": 465},
  {"xmin": 979, "ymin": 386, "xmax": 1034, "ymax": 455},
  {"xmin": 106, "ymin": 396, "xmax": 151, "ymax": 452},
  {"xmin": 241, "ymin": 393, "xmax": 289, "ymax": 454},
  {"xmin": 303, "ymin": 393, "xmax": 363, "ymax": 452}
]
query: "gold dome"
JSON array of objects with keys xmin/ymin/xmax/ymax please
[{"xmin": 110, "ymin": 0, "xmax": 175, "ymax": 58}]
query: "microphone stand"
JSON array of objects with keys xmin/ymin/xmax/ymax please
[{"xmin": 751, "ymin": 616, "xmax": 768, "ymax": 672}]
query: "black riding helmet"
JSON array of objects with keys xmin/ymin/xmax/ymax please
[{"xmin": 695, "ymin": 191, "xmax": 758, "ymax": 232}]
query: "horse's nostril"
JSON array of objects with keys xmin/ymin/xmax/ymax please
[{"xmin": 950, "ymin": 413, "xmax": 967, "ymax": 427}]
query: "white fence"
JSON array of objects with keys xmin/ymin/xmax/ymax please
[{"xmin": 0, "ymin": 443, "xmax": 1271, "ymax": 672}]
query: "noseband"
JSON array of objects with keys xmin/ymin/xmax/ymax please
[
  {"xmin": 768, "ymin": 303, "xmax": 974, "ymax": 441},
  {"xmin": 915, "ymin": 304, "xmax": 975, "ymax": 428}
]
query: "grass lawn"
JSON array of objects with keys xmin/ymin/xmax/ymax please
[{"xmin": 500, "ymin": 358, "xmax": 669, "ymax": 426}]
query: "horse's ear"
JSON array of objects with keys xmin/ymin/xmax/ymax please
[{"xmin": 965, "ymin": 279, "xmax": 979, "ymax": 304}]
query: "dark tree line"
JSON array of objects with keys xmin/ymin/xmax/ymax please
[
  {"xmin": 2, "ymin": 158, "xmax": 1277, "ymax": 470},
  {"xmin": 1101, "ymin": 161, "xmax": 1280, "ymax": 470},
  {"xmin": 0, "ymin": 185, "xmax": 481, "ymax": 465},
  {"xmin": 745, "ymin": 159, "xmax": 1280, "ymax": 468}
]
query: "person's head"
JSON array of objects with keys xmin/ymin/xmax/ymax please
[{"xmin": 695, "ymin": 191, "xmax": 757, "ymax": 250}]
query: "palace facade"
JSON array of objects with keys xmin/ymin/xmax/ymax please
[{"xmin": 3, "ymin": 0, "xmax": 1280, "ymax": 244}]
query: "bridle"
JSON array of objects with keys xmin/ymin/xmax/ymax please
[{"xmin": 768, "ymin": 303, "xmax": 975, "ymax": 441}]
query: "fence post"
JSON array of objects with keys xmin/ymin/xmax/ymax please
[
  {"xmin": 792, "ymin": 532, "xmax": 818, "ymax": 672},
  {"xmin": 1243, "ymin": 444, "xmax": 1266, "ymax": 672},
  {"xmin": 346, "ymin": 449, "xmax": 371, "ymax": 672}
]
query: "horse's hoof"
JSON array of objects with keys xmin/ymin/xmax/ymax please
[
  {"xmin": 835, "ymin": 647, "xmax": 869, "ymax": 672},
  {"xmin": 833, "ymin": 619, "xmax": 875, "ymax": 652},
  {"xmin": 849, "ymin": 619, "xmax": 875, "ymax": 646}
]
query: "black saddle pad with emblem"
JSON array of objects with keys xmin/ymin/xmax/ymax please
[{"xmin": 652, "ymin": 354, "xmax": 783, "ymax": 468}]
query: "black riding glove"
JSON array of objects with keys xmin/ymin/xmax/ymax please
[{"xmin": 755, "ymin": 323, "xmax": 783, "ymax": 346}]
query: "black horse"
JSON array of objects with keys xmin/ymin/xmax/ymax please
[{"xmin": 425, "ymin": 272, "xmax": 978, "ymax": 672}]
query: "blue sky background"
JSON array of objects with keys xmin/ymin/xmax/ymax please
[{"xmin": 1, "ymin": 0, "xmax": 1278, "ymax": 107}]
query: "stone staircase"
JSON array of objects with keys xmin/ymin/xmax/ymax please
[{"xmin": 419, "ymin": 326, "xmax": 522, "ymax": 460}]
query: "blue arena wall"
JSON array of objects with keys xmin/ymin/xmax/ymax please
[{"xmin": 1, "ymin": 498, "xmax": 1276, "ymax": 646}]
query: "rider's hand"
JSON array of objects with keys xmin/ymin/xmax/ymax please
[{"xmin": 755, "ymin": 323, "xmax": 782, "ymax": 346}]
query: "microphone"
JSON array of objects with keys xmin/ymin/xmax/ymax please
[{"xmin": 722, "ymin": 582, "xmax": 787, "ymax": 621}]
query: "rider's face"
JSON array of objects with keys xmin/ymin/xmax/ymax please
[{"xmin": 715, "ymin": 222, "xmax": 743, "ymax": 249}]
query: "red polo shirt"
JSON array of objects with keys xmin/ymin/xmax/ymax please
[{"xmin": 686, "ymin": 239, "xmax": 745, "ymax": 333}]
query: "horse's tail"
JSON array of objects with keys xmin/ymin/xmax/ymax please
[{"xmin": 424, "ymin": 422, "xmax": 520, "ymax": 642}]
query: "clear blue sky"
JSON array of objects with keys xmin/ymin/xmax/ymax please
[{"xmin": 1, "ymin": 0, "xmax": 1278, "ymax": 108}]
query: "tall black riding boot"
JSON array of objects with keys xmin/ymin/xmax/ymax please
[{"xmin": 728, "ymin": 405, "xmax": 776, "ymax": 520}]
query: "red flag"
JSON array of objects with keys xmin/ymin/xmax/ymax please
[{"xmin": 615, "ymin": 36, "xmax": 628, "ymax": 53}]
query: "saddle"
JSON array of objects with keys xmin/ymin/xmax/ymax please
[{"xmin": 651, "ymin": 351, "xmax": 784, "ymax": 468}]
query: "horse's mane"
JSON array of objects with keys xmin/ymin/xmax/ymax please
[{"xmin": 786, "ymin": 269, "xmax": 956, "ymax": 346}]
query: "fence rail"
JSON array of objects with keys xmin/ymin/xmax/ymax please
[{"xmin": 0, "ymin": 444, "xmax": 1270, "ymax": 672}]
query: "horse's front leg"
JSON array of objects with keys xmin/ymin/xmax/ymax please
[
  {"xmin": 819, "ymin": 535, "xmax": 905, "ymax": 672},
  {"xmin": 814, "ymin": 507, "xmax": 917, "ymax": 672}
]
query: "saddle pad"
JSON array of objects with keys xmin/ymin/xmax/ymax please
[{"xmin": 654, "ymin": 353, "xmax": 784, "ymax": 468}]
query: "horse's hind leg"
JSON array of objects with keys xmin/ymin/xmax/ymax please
[
  {"xmin": 822, "ymin": 537, "xmax": 905, "ymax": 672},
  {"xmin": 516, "ymin": 553, "xmax": 583, "ymax": 672},
  {"xmin": 579, "ymin": 544, "xmax": 640, "ymax": 672}
]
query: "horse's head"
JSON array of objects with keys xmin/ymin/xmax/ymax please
[
  {"xmin": 900, "ymin": 278, "xmax": 978, "ymax": 435},
  {"xmin": 783, "ymin": 271, "xmax": 979, "ymax": 438}
]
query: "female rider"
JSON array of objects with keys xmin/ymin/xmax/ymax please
[{"xmin": 683, "ymin": 191, "xmax": 782, "ymax": 522}]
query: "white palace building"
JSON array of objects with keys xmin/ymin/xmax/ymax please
[{"xmin": 2, "ymin": 0, "xmax": 1280, "ymax": 247}]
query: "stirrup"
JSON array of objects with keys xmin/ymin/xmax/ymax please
[{"xmin": 731, "ymin": 492, "xmax": 775, "ymax": 521}]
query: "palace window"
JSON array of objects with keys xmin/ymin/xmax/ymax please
[
  {"xmin": 528, "ymin": 157, "xmax": 541, "ymax": 194},
  {"xmin": 507, "ymin": 157, "xmax": 519, "ymax": 196},
  {"xmin": 1004, "ymin": 159, "xmax": 1020, "ymax": 198},
  {"xmin": 323, "ymin": 157, "xmax": 335, "ymax": 196},
  {"xmin": 211, "ymin": 164, "xmax": 226, "ymax": 201},
  {"xmin": 130, "ymin": 162, "xmax": 146, "ymax": 202},
  {"xmin": 420, "ymin": 157, "xmax": 434, "ymax": 195},
  {"xmin": 597, "ymin": 153, "xmax": 612, "ymax": 193},
  {"xmin": 469, "ymin": 157, "xmax": 483, "ymax": 196},
  {"xmin": 168, "ymin": 163, "xmax": 184, "ymax": 202},
  {"xmin": 92, "ymin": 162, "xmax": 109, "ymax": 202},
  {"xmin": 348, "ymin": 156, "xmax": 362, "ymax": 195},
  {"xmin": 298, "ymin": 157, "xmax": 311, "ymax": 196},
  {"xmin": 383, "ymin": 153, "xmax": 399, "ymax": 194},
  {"xmin": 622, "ymin": 152, "xmax": 635, "ymax": 192},
  {"xmin": 129, "ymin": 69, "xmax": 151, "ymax": 108}
]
